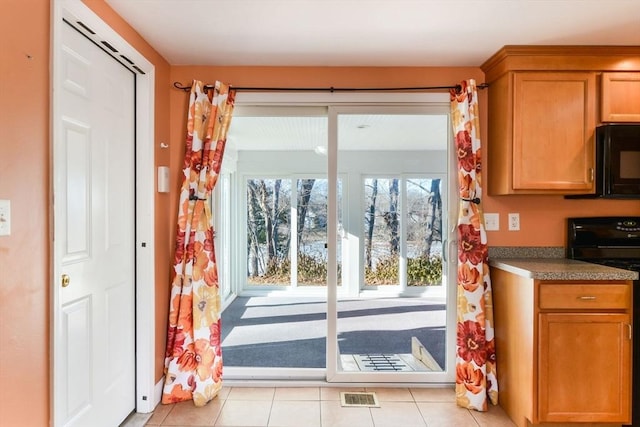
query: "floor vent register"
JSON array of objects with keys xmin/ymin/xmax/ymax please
[{"xmin": 340, "ymin": 392, "xmax": 380, "ymax": 407}]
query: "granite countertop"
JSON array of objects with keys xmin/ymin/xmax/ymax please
[
  {"xmin": 489, "ymin": 258, "xmax": 639, "ymax": 281},
  {"xmin": 487, "ymin": 246, "xmax": 639, "ymax": 281}
]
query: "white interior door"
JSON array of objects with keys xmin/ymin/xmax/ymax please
[{"xmin": 53, "ymin": 22, "xmax": 136, "ymax": 427}]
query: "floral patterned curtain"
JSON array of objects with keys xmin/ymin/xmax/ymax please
[
  {"xmin": 162, "ymin": 80, "xmax": 235, "ymax": 406},
  {"xmin": 450, "ymin": 80, "xmax": 498, "ymax": 411}
]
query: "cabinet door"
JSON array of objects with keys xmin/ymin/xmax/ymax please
[
  {"xmin": 537, "ymin": 313, "xmax": 631, "ymax": 423},
  {"xmin": 601, "ymin": 72, "xmax": 640, "ymax": 122},
  {"xmin": 512, "ymin": 72, "xmax": 596, "ymax": 192}
]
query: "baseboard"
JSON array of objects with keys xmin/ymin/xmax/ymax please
[{"xmin": 153, "ymin": 378, "xmax": 163, "ymax": 408}]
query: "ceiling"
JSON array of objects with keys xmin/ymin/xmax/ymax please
[
  {"xmin": 227, "ymin": 113, "xmax": 450, "ymax": 151},
  {"xmin": 105, "ymin": 0, "xmax": 640, "ymax": 67}
]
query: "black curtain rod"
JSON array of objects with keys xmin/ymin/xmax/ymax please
[{"xmin": 172, "ymin": 81, "xmax": 488, "ymax": 93}]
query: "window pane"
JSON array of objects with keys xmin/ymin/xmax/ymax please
[
  {"xmin": 246, "ymin": 178, "xmax": 291, "ymax": 286},
  {"xmin": 296, "ymin": 179, "xmax": 324, "ymax": 286},
  {"xmin": 296, "ymin": 179, "xmax": 342, "ymax": 286},
  {"xmin": 363, "ymin": 178, "xmax": 400, "ymax": 286},
  {"xmin": 406, "ymin": 178, "xmax": 443, "ymax": 286}
]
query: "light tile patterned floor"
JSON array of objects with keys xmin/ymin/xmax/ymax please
[{"xmin": 122, "ymin": 386, "xmax": 516, "ymax": 427}]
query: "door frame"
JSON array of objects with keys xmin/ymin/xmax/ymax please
[
  {"xmin": 51, "ymin": 0, "xmax": 156, "ymax": 419},
  {"xmin": 225, "ymin": 92, "xmax": 456, "ymax": 383}
]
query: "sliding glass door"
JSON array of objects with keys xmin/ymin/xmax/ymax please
[{"xmin": 220, "ymin": 95, "xmax": 456, "ymax": 383}]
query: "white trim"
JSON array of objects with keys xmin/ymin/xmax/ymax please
[
  {"xmin": 326, "ymin": 105, "xmax": 339, "ymax": 380},
  {"xmin": 154, "ymin": 379, "xmax": 164, "ymax": 407},
  {"xmin": 223, "ymin": 367, "xmax": 326, "ymax": 381},
  {"xmin": 52, "ymin": 0, "xmax": 156, "ymax": 420}
]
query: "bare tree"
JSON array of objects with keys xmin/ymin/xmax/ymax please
[
  {"xmin": 383, "ymin": 178, "xmax": 400, "ymax": 255},
  {"xmin": 365, "ymin": 179, "xmax": 378, "ymax": 269},
  {"xmin": 407, "ymin": 178, "xmax": 442, "ymax": 256},
  {"xmin": 246, "ymin": 180, "xmax": 261, "ymax": 276},
  {"xmin": 297, "ymin": 179, "xmax": 315, "ymax": 246},
  {"xmin": 253, "ymin": 180, "xmax": 275, "ymax": 274},
  {"xmin": 271, "ymin": 179, "xmax": 282, "ymax": 266},
  {"xmin": 426, "ymin": 179, "xmax": 442, "ymax": 255}
]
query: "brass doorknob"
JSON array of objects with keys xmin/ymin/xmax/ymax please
[{"xmin": 61, "ymin": 274, "xmax": 70, "ymax": 288}]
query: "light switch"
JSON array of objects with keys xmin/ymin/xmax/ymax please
[
  {"xmin": 484, "ymin": 213, "xmax": 499, "ymax": 231},
  {"xmin": 0, "ymin": 200, "xmax": 11, "ymax": 236},
  {"xmin": 157, "ymin": 166, "xmax": 170, "ymax": 193}
]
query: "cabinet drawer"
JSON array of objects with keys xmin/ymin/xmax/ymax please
[{"xmin": 539, "ymin": 284, "xmax": 630, "ymax": 310}]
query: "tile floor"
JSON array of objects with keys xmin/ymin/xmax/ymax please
[{"xmin": 122, "ymin": 386, "xmax": 516, "ymax": 427}]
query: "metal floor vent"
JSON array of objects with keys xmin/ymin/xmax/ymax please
[
  {"xmin": 355, "ymin": 354, "xmax": 412, "ymax": 372},
  {"xmin": 340, "ymin": 391, "xmax": 380, "ymax": 407}
]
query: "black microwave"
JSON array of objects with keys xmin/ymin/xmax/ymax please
[
  {"xmin": 596, "ymin": 124, "xmax": 640, "ymax": 198},
  {"xmin": 569, "ymin": 124, "xmax": 640, "ymax": 199}
]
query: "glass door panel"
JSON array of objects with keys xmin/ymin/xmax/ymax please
[
  {"xmin": 330, "ymin": 107, "xmax": 454, "ymax": 383},
  {"xmin": 223, "ymin": 108, "xmax": 329, "ymax": 377}
]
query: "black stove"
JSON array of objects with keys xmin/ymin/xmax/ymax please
[{"xmin": 567, "ymin": 217, "xmax": 640, "ymax": 427}]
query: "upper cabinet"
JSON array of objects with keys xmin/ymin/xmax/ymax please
[
  {"xmin": 481, "ymin": 46, "xmax": 640, "ymax": 196},
  {"xmin": 601, "ymin": 72, "xmax": 640, "ymax": 122},
  {"xmin": 487, "ymin": 71, "xmax": 596, "ymax": 195}
]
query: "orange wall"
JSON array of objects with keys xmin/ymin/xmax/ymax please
[
  {"xmin": 0, "ymin": 1, "xmax": 50, "ymax": 425},
  {"xmin": 171, "ymin": 66, "xmax": 640, "ymax": 248},
  {"xmin": 484, "ymin": 195, "xmax": 639, "ymax": 246},
  {"xmin": 0, "ymin": 0, "xmax": 171, "ymax": 425}
]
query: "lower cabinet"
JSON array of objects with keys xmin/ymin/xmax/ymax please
[
  {"xmin": 538, "ymin": 312, "xmax": 631, "ymax": 423},
  {"xmin": 492, "ymin": 269, "xmax": 632, "ymax": 427}
]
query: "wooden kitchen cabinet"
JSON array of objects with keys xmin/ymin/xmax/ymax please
[
  {"xmin": 484, "ymin": 71, "xmax": 596, "ymax": 195},
  {"xmin": 538, "ymin": 312, "xmax": 631, "ymax": 423},
  {"xmin": 601, "ymin": 72, "xmax": 640, "ymax": 122},
  {"xmin": 492, "ymin": 269, "xmax": 632, "ymax": 427},
  {"xmin": 480, "ymin": 45, "xmax": 640, "ymax": 196}
]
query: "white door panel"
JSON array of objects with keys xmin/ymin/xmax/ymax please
[{"xmin": 54, "ymin": 22, "xmax": 135, "ymax": 427}]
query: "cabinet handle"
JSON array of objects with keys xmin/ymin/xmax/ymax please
[
  {"xmin": 628, "ymin": 324, "xmax": 633, "ymax": 340},
  {"xmin": 588, "ymin": 168, "xmax": 594, "ymax": 183},
  {"xmin": 577, "ymin": 295, "xmax": 596, "ymax": 300}
]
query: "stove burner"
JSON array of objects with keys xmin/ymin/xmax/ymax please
[{"xmin": 592, "ymin": 260, "xmax": 640, "ymax": 271}]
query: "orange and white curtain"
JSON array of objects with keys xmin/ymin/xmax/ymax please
[
  {"xmin": 162, "ymin": 80, "xmax": 235, "ymax": 406},
  {"xmin": 450, "ymin": 80, "xmax": 498, "ymax": 411}
]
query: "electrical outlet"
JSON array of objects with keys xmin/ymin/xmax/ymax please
[
  {"xmin": 0, "ymin": 200, "xmax": 10, "ymax": 236},
  {"xmin": 484, "ymin": 213, "xmax": 499, "ymax": 231},
  {"xmin": 508, "ymin": 213, "xmax": 520, "ymax": 231}
]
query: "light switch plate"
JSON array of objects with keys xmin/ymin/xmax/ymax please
[
  {"xmin": 484, "ymin": 213, "xmax": 499, "ymax": 231},
  {"xmin": 157, "ymin": 166, "xmax": 170, "ymax": 193},
  {"xmin": 0, "ymin": 199, "xmax": 11, "ymax": 236}
]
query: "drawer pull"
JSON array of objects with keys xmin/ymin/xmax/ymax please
[{"xmin": 577, "ymin": 296, "xmax": 597, "ymax": 300}]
